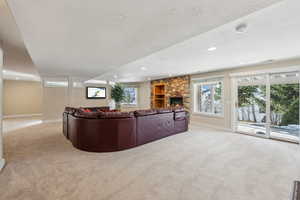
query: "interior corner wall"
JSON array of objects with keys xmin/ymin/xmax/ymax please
[
  {"xmin": 3, "ymin": 80, "xmax": 43, "ymax": 116},
  {"xmin": 42, "ymin": 79, "xmax": 69, "ymax": 122},
  {"xmin": 190, "ymin": 58, "xmax": 300, "ymax": 131}
]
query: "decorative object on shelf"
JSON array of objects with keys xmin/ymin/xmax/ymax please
[{"xmin": 111, "ymin": 83, "xmax": 125, "ymax": 110}]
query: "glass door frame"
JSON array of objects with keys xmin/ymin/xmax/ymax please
[{"xmin": 231, "ymin": 69, "xmax": 300, "ymax": 144}]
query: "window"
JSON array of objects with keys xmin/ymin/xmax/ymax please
[
  {"xmin": 123, "ymin": 87, "xmax": 138, "ymax": 105},
  {"xmin": 43, "ymin": 77, "xmax": 68, "ymax": 88},
  {"xmin": 193, "ymin": 78, "xmax": 223, "ymax": 116}
]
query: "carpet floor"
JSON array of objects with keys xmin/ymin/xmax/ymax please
[{"xmin": 1, "ymin": 122, "xmax": 300, "ymax": 200}]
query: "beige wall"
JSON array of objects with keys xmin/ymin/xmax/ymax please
[
  {"xmin": 69, "ymin": 84, "xmax": 111, "ymax": 108},
  {"xmin": 3, "ymin": 80, "xmax": 42, "ymax": 116},
  {"xmin": 0, "ymin": 47, "xmax": 4, "ymax": 168},
  {"xmin": 42, "ymin": 77, "xmax": 113, "ymax": 121},
  {"xmin": 190, "ymin": 57, "xmax": 300, "ymax": 130},
  {"xmin": 42, "ymin": 85, "xmax": 68, "ymax": 121},
  {"xmin": 121, "ymin": 81, "xmax": 151, "ymax": 112}
]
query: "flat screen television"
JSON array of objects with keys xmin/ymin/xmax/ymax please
[{"xmin": 86, "ymin": 87, "xmax": 106, "ymax": 99}]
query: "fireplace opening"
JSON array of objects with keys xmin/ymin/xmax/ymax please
[{"xmin": 170, "ymin": 97, "xmax": 183, "ymax": 107}]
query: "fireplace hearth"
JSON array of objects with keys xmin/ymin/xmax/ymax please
[{"xmin": 170, "ymin": 97, "xmax": 183, "ymax": 107}]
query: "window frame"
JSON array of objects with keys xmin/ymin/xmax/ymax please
[
  {"xmin": 122, "ymin": 87, "xmax": 138, "ymax": 106},
  {"xmin": 193, "ymin": 80, "xmax": 224, "ymax": 117}
]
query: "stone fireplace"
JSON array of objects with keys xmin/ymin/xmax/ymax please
[{"xmin": 151, "ymin": 75, "xmax": 190, "ymax": 111}]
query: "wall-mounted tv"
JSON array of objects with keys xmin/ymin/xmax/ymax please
[{"xmin": 86, "ymin": 87, "xmax": 106, "ymax": 99}]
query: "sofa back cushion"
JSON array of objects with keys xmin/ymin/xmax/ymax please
[
  {"xmin": 73, "ymin": 110, "xmax": 102, "ymax": 119},
  {"xmin": 136, "ymin": 112, "xmax": 175, "ymax": 145},
  {"xmin": 174, "ymin": 111, "xmax": 187, "ymax": 121},
  {"xmin": 172, "ymin": 107, "xmax": 185, "ymax": 113},
  {"xmin": 99, "ymin": 112, "xmax": 134, "ymax": 119},
  {"xmin": 156, "ymin": 108, "xmax": 172, "ymax": 114},
  {"xmin": 134, "ymin": 109, "xmax": 157, "ymax": 117}
]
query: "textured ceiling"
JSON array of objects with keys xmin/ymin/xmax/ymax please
[
  {"xmin": 96, "ymin": 0, "xmax": 300, "ymax": 82},
  {"xmin": 7, "ymin": 0, "xmax": 282, "ymax": 79}
]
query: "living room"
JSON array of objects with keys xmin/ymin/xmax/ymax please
[{"xmin": 1, "ymin": 0, "xmax": 300, "ymax": 199}]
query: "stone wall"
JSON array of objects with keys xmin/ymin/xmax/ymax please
[{"xmin": 151, "ymin": 75, "xmax": 191, "ymax": 111}]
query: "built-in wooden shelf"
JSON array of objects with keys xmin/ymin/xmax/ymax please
[{"xmin": 153, "ymin": 83, "xmax": 166, "ymax": 108}]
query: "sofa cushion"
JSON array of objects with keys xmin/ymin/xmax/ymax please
[
  {"xmin": 156, "ymin": 108, "xmax": 173, "ymax": 114},
  {"xmin": 99, "ymin": 112, "xmax": 134, "ymax": 119},
  {"xmin": 174, "ymin": 111, "xmax": 186, "ymax": 121},
  {"xmin": 100, "ymin": 109, "xmax": 120, "ymax": 112},
  {"xmin": 73, "ymin": 110, "xmax": 102, "ymax": 119},
  {"xmin": 134, "ymin": 109, "xmax": 157, "ymax": 117}
]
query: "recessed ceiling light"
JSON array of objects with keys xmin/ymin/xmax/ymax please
[
  {"xmin": 208, "ymin": 46, "xmax": 217, "ymax": 51},
  {"xmin": 113, "ymin": 75, "xmax": 118, "ymax": 79},
  {"xmin": 236, "ymin": 23, "xmax": 248, "ymax": 33},
  {"xmin": 118, "ymin": 14, "xmax": 127, "ymax": 20},
  {"xmin": 3, "ymin": 70, "xmax": 6, "ymax": 73},
  {"xmin": 140, "ymin": 67, "xmax": 147, "ymax": 71}
]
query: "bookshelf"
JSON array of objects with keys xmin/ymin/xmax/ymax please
[{"xmin": 153, "ymin": 84, "xmax": 166, "ymax": 108}]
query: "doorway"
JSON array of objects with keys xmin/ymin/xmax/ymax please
[{"xmin": 233, "ymin": 71, "xmax": 300, "ymax": 143}]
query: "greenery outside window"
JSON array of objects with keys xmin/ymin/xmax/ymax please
[
  {"xmin": 122, "ymin": 87, "xmax": 138, "ymax": 105},
  {"xmin": 193, "ymin": 79, "xmax": 223, "ymax": 116}
]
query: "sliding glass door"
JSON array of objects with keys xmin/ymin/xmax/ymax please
[
  {"xmin": 236, "ymin": 75, "xmax": 268, "ymax": 138},
  {"xmin": 269, "ymin": 72, "xmax": 300, "ymax": 142},
  {"xmin": 234, "ymin": 71, "xmax": 300, "ymax": 143}
]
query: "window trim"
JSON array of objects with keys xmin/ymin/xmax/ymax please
[{"xmin": 193, "ymin": 80, "xmax": 224, "ymax": 117}]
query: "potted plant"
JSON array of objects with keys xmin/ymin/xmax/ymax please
[{"xmin": 111, "ymin": 83, "xmax": 125, "ymax": 110}]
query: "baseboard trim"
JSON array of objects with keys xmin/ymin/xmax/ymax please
[
  {"xmin": 190, "ymin": 121, "xmax": 233, "ymax": 132},
  {"xmin": 43, "ymin": 119, "xmax": 62, "ymax": 123},
  {"xmin": 0, "ymin": 158, "xmax": 5, "ymax": 172},
  {"xmin": 4, "ymin": 113, "xmax": 42, "ymax": 119}
]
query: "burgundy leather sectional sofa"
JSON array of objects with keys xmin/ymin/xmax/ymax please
[{"xmin": 63, "ymin": 107, "xmax": 189, "ymax": 152}]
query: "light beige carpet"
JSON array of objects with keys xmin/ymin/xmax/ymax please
[{"xmin": 1, "ymin": 122, "xmax": 300, "ymax": 200}]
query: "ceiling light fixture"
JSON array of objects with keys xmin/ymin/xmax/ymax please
[
  {"xmin": 140, "ymin": 67, "xmax": 147, "ymax": 71},
  {"xmin": 236, "ymin": 23, "xmax": 248, "ymax": 33},
  {"xmin": 208, "ymin": 46, "xmax": 217, "ymax": 51},
  {"xmin": 113, "ymin": 75, "xmax": 118, "ymax": 79}
]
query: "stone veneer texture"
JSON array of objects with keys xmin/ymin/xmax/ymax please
[{"xmin": 151, "ymin": 75, "xmax": 191, "ymax": 111}]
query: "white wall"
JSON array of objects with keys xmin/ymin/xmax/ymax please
[
  {"xmin": 0, "ymin": 47, "xmax": 5, "ymax": 171},
  {"xmin": 190, "ymin": 57, "xmax": 300, "ymax": 130}
]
